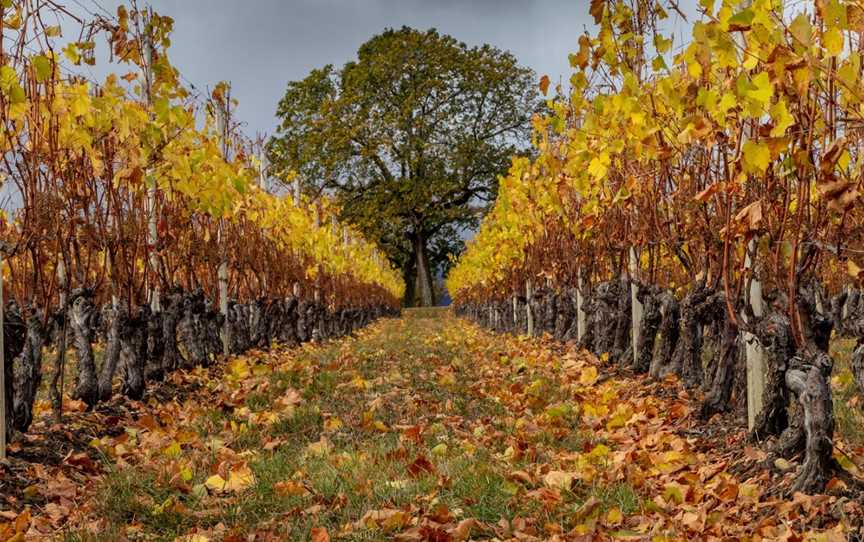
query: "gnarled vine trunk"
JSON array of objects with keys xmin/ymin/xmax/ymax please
[
  {"xmin": 634, "ymin": 284, "xmax": 660, "ymax": 374},
  {"xmin": 97, "ymin": 304, "xmax": 123, "ymax": 401},
  {"xmin": 13, "ymin": 309, "xmax": 46, "ymax": 432},
  {"xmin": 119, "ymin": 306, "xmax": 148, "ymax": 400},
  {"xmin": 70, "ymin": 290, "xmax": 99, "ymax": 408},
  {"xmin": 649, "ymin": 290, "xmax": 680, "ymax": 379},
  {"xmin": 160, "ymin": 289, "xmax": 183, "ymax": 373},
  {"xmin": 3, "ymin": 302, "xmax": 26, "ymax": 440}
]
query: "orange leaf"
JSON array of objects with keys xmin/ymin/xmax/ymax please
[
  {"xmin": 539, "ymin": 75, "xmax": 551, "ymax": 96},
  {"xmin": 311, "ymin": 527, "xmax": 330, "ymax": 542}
]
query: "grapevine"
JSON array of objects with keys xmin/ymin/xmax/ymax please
[
  {"xmin": 449, "ymin": 0, "xmax": 864, "ymax": 493},
  {"xmin": 0, "ymin": 1, "xmax": 402, "ymax": 444}
]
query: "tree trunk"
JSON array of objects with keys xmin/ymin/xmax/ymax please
[
  {"xmin": 649, "ymin": 290, "xmax": 680, "ymax": 379},
  {"xmin": 12, "ymin": 309, "xmax": 45, "ymax": 433},
  {"xmin": 402, "ymin": 259, "xmax": 417, "ymax": 308},
  {"xmin": 750, "ymin": 309, "xmax": 795, "ymax": 440},
  {"xmin": 413, "ymin": 232, "xmax": 435, "ymax": 307},
  {"xmin": 634, "ymin": 285, "xmax": 661, "ymax": 374},
  {"xmin": 120, "ymin": 306, "xmax": 148, "ymax": 401},
  {"xmin": 70, "ymin": 290, "xmax": 99, "ymax": 408},
  {"xmin": 145, "ymin": 307, "xmax": 164, "ymax": 381},
  {"xmin": 3, "ymin": 303, "xmax": 25, "ymax": 441},
  {"xmin": 97, "ymin": 304, "xmax": 123, "ymax": 401},
  {"xmin": 699, "ymin": 318, "xmax": 739, "ymax": 420},
  {"xmin": 178, "ymin": 291, "xmax": 208, "ymax": 369},
  {"xmin": 786, "ymin": 351, "xmax": 835, "ymax": 493},
  {"xmin": 160, "ymin": 289, "xmax": 183, "ymax": 372},
  {"xmin": 49, "ymin": 304, "xmax": 68, "ymax": 419},
  {"xmin": 611, "ymin": 277, "xmax": 632, "ymax": 364}
]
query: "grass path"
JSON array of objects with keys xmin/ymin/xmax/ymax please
[{"xmin": 8, "ymin": 309, "xmax": 858, "ymax": 540}]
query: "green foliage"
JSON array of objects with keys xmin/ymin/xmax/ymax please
[{"xmin": 268, "ymin": 27, "xmax": 538, "ymax": 305}]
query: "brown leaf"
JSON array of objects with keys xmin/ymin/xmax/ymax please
[
  {"xmin": 273, "ymin": 480, "xmax": 310, "ymax": 497},
  {"xmin": 539, "ymin": 75, "xmax": 551, "ymax": 96},
  {"xmin": 694, "ymin": 183, "xmax": 718, "ymax": 203},
  {"xmin": 818, "ymin": 176, "xmax": 859, "ymax": 212},
  {"xmin": 734, "ymin": 200, "xmax": 763, "ymax": 232},
  {"xmin": 820, "ymin": 137, "xmax": 847, "ymax": 179},
  {"xmin": 590, "ymin": 0, "xmax": 606, "ymax": 23},
  {"xmin": 310, "ymin": 527, "xmax": 330, "ymax": 542},
  {"xmin": 407, "ymin": 455, "xmax": 435, "ymax": 478},
  {"xmin": 449, "ymin": 518, "xmax": 479, "ymax": 541}
]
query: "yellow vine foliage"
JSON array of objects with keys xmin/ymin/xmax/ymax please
[
  {"xmin": 0, "ymin": 5, "xmax": 403, "ymax": 304},
  {"xmin": 449, "ymin": 0, "xmax": 864, "ymax": 303}
]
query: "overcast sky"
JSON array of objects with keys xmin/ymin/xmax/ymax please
[{"xmin": 74, "ymin": 0, "xmax": 697, "ymax": 139}]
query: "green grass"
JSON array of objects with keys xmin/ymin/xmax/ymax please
[{"xmin": 70, "ymin": 309, "xmax": 641, "ymax": 540}]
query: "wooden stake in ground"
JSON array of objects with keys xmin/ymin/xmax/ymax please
[
  {"xmin": 215, "ymin": 85, "xmax": 232, "ymax": 356},
  {"xmin": 576, "ymin": 267, "xmax": 586, "ymax": 341},
  {"xmin": 526, "ymin": 279, "xmax": 534, "ymax": 336},
  {"xmin": 313, "ymin": 204, "xmax": 321, "ymax": 304},
  {"xmin": 143, "ymin": 23, "xmax": 162, "ymax": 314},
  {"xmin": 292, "ymin": 178, "xmax": 301, "ymax": 298},
  {"xmin": 630, "ymin": 248, "xmax": 642, "ymax": 366},
  {"xmin": 744, "ymin": 241, "xmax": 765, "ymax": 430}
]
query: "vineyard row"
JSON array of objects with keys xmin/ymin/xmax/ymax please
[
  {"xmin": 449, "ymin": 0, "xmax": 864, "ymax": 494},
  {"xmin": 0, "ymin": 3, "xmax": 403, "ymax": 451}
]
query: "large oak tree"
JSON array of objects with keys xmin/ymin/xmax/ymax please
[{"xmin": 268, "ymin": 27, "xmax": 537, "ymax": 306}]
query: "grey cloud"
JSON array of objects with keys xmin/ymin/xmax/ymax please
[
  {"xmin": 75, "ymin": 0, "xmax": 594, "ymax": 136},
  {"xmin": 71, "ymin": 0, "xmax": 700, "ymax": 138}
]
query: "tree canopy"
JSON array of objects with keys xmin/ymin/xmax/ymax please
[{"xmin": 268, "ymin": 26, "xmax": 538, "ymax": 306}]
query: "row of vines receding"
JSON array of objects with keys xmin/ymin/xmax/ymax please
[
  {"xmin": 448, "ymin": 0, "xmax": 864, "ymax": 495},
  {"xmin": 0, "ymin": 0, "xmax": 403, "ymax": 447}
]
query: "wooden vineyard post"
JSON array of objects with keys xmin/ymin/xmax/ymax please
[
  {"xmin": 526, "ymin": 279, "xmax": 534, "ymax": 336},
  {"xmin": 143, "ymin": 17, "xmax": 162, "ymax": 313},
  {"xmin": 258, "ymin": 148, "xmax": 268, "ymax": 192},
  {"xmin": 630, "ymin": 248, "xmax": 642, "ymax": 365},
  {"xmin": 512, "ymin": 295, "xmax": 518, "ymax": 326},
  {"xmin": 216, "ymin": 85, "xmax": 232, "ymax": 356},
  {"xmin": 744, "ymin": 240, "xmax": 765, "ymax": 430},
  {"xmin": 576, "ymin": 267, "xmax": 586, "ymax": 341},
  {"xmin": 0, "ymin": 252, "xmax": 5, "ymax": 460},
  {"xmin": 292, "ymin": 178, "xmax": 301, "ymax": 298},
  {"xmin": 313, "ymin": 204, "xmax": 321, "ymax": 304},
  {"xmin": 842, "ymin": 284, "xmax": 852, "ymax": 320}
]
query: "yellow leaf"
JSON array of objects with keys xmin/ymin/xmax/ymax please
[
  {"xmin": 579, "ymin": 366, "xmax": 599, "ymax": 386},
  {"xmin": 587, "ymin": 152, "xmax": 610, "ymax": 180},
  {"xmin": 823, "ymin": 27, "xmax": 843, "ymax": 57},
  {"xmin": 225, "ymin": 464, "xmax": 255, "ymax": 491},
  {"xmin": 848, "ymin": 259, "xmax": 863, "ymax": 279},
  {"xmin": 769, "ymin": 100, "xmax": 794, "ymax": 137},
  {"xmin": 205, "ymin": 474, "xmax": 227, "ymax": 492},
  {"xmin": 163, "ymin": 441, "xmax": 182, "ymax": 459},
  {"xmin": 742, "ymin": 141, "xmax": 770, "ymax": 174},
  {"xmin": 227, "ymin": 358, "xmax": 250, "ymax": 379},
  {"xmin": 746, "ymin": 72, "xmax": 773, "ymax": 106}
]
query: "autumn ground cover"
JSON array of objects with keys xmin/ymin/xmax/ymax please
[{"xmin": 1, "ymin": 308, "xmax": 862, "ymax": 541}]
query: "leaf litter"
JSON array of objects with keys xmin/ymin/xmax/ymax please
[{"xmin": 1, "ymin": 309, "xmax": 861, "ymax": 540}]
